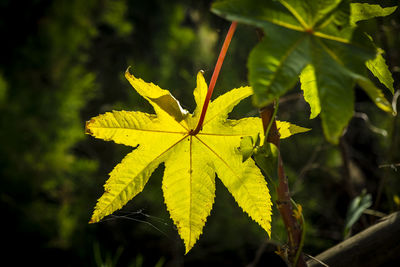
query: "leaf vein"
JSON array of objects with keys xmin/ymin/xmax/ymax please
[
  {"xmin": 279, "ymin": 0, "xmax": 309, "ymax": 29},
  {"xmin": 266, "ymin": 33, "xmax": 308, "ymax": 92},
  {"xmin": 314, "ymin": 31, "xmax": 350, "ymax": 44},
  {"xmin": 194, "ymin": 136, "xmax": 263, "ymax": 217},
  {"xmin": 96, "ymin": 134, "xmax": 188, "ymax": 221},
  {"xmin": 189, "ymin": 135, "xmax": 193, "ymax": 247},
  {"xmin": 90, "ymin": 126, "xmax": 187, "ymax": 135}
]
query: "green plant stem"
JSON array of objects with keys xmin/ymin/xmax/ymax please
[
  {"xmin": 263, "ymin": 100, "xmax": 278, "ymax": 148},
  {"xmin": 260, "ymin": 104, "xmax": 306, "ymax": 267},
  {"xmin": 191, "ymin": 21, "xmax": 237, "ymax": 135}
]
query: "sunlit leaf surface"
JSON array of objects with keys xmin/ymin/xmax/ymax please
[{"xmin": 86, "ymin": 70, "xmax": 308, "ymax": 252}]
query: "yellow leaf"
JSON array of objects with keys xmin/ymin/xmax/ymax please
[
  {"xmin": 86, "ymin": 69, "xmax": 308, "ymax": 253},
  {"xmin": 276, "ymin": 121, "xmax": 310, "ymax": 139},
  {"xmin": 300, "ymin": 64, "xmax": 321, "ymax": 119}
]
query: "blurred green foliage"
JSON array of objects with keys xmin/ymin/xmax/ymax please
[{"xmin": 0, "ymin": 0, "xmax": 399, "ymax": 266}]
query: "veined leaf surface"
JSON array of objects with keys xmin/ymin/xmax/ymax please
[
  {"xmin": 212, "ymin": 0, "xmax": 396, "ymax": 143},
  {"xmin": 86, "ymin": 70, "xmax": 308, "ymax": 253}
]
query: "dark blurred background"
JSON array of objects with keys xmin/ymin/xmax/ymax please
[{"xmin": 0, "ymin": 0, "xmax": 399, "ymax": 266}]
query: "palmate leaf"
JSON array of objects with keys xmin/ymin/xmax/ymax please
[
  {"xmin": 212, "ymin": 0, "xmax": 396, "ymax": 144},
  {"xmin": 86, "ymin": 69, "xmax": 309, "ymax": 253}
]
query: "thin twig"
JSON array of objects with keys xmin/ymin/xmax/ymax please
[
  {"xmin": 378, "ymin": 163, "xmax": 400, "ymax": 171},
  {"xmin": 305, "ymin": 254, "xmax": 330, "ymax": 267},
  {"xmin": 339, "ymin": 137, "xmax": 356, "ymax": 198},
  {"xmin": 363, "ymin": 209, "xmax": 387, "ymax": 218},
  {"xmin": 278, "ymin": 92, "xmax": 303, "ymax": 105},
  {"xmin": 98, "ymin": 214, "xmax": 171, "ymax": 238},
  {"xmin": 391, "ymin": 90, "xmax": 400, "ymax": 115},
  {"xmin": 292, "ymin": 144, "xmax": 324, "ymax": 195},
  {"xmin": 246, "ymin": 240, "xmax": 267, "ymax": 267},
  {"xmin": 376, "ymin": 89, "xmax": 400, "ymax": 207},
  {"xmin": 353, "ymin": 112, "xmax": 388, "ymax": 137}
]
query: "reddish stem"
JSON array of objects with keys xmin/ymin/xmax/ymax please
[
  {"xmin": 191, "ymin": 21, "xmax": 237, "ymax": 135},
  {"xmin": 260, "ymin": 106, "xmax": 306, "ymax": 267}
]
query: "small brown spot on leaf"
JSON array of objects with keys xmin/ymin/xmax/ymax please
[{"xmin": 85, "ymin": 120, "xmax": 95, "ymax": 135}]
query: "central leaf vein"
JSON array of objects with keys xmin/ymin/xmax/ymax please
[
  {"xmin": 194, "ymin": 135, "xmax": 264, "ymax": 216},
  {"xmin": 267, "ymin": 33, "xmax": 308, "ymax": 91},
  {"xmin": 189, "ymin": 135, "xmax": 193, "ymax": 246},
  {"xmin": 279, "ymin": 0, "xmax": 309, "ymax": 29},
  {"xmin": 99, "ymin": 134, "xmax": 189, "ymax": 219}
]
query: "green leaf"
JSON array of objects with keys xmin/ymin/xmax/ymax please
[
  {"xmin": 247, "ymin": 23, "xmax": 311, "ymax": 107},
  {"xmin": 310, "ymin": 39, "xmax": 355, "ymax": 144},
  {"xmin": 356, "ymin": 76, "xmax": 394, "ymax": 113},
  {"xmin": 86, "ymin": 70, "xmax": 307, "ymax": 253},
  {"xmin": 344, "ymin": 191, "xmax": 372, "ymax": 238},
  {"xmin": 212, "ymin": 0, "xmax": 395, "ymax": 144},
  {"xmin": 366, "ymin": 48, "xmax": 395, "ymax": 94},
  {"xmin": 350, "ymin": 3, "xmax": 397, "ymax": 26},
  {"xmin": 299, "ymin": 37, "xmax": 356, "ymax": 143},
  {"xmin": 254, "ymin": 143, "xmax": 279, "ymax": 182},
  {"xmin": 300, "ymin": 64, "xmax": 320, "ymax": 119},
  {"xmin": 240, "ymin": 136, "xmax": 256, "ymax": 162}
]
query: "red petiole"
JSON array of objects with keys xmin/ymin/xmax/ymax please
[{"xmin": 190, "ymin": 21, "xmax": 237, "ymax": 135}]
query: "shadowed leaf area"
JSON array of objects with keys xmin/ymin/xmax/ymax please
[{"xmin": 212, "ymin": 0, "xmax": 396, "ymax": 143}]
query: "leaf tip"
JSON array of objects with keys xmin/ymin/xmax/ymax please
[
  {"xmin": 184, "ymin": 246, "xmax": 192, "ymax": 255},
  {"xmin": 276, "ymin": 121, "xmax": 311, "ymax": 139},
  {"xmin": 239, "ymin": 136, "xmax": 255, "ymax": 162},
  {"xmin": 309, "ymin": 112, "xmax": 319, "ymax": 120},
  {"xmin": 196, "ymin": 70, "xmax": 207, "ymax": 87},
  {"xmin": 125, "ymin": 66, "xmax": 134, "ymax": 81},
  {"xmin": 89, "ymin": 211, "xmax": 102, "ymax": 224}
]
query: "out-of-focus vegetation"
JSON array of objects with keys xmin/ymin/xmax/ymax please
[{"xmin": 0, "ymin": 0, "xmax": 398, "ymax": 266}]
